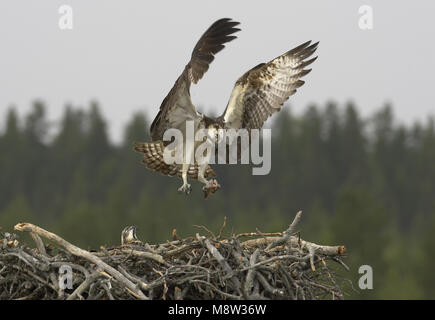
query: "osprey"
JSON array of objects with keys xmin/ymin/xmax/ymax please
[
  {"xmin": 134, "ymin": 18, "xmax": 318, "ymax": 198},
  {"xmin": 121, "ymin": 226, "xmax": 140, "ymax": 246}
]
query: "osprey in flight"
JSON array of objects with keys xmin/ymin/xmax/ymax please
[{"xmin": 134, "ymin": 18, "xmax": 318, "ymax": 198}]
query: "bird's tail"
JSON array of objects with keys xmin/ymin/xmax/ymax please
[{"xmin": 133, "ymin": 141, "xmax": 216, "ymax": 179}]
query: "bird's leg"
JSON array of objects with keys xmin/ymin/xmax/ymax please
[
  {"xmin": 178, "ymin": 163, "xmax": 192, "ymax": 194},
  {"xmin": 178, "ymin": 141, "xmax": 193, "ymax": 195},
  {"xmin": 198, "ymin": 164, "xmax": 209, "ymax": 185}
]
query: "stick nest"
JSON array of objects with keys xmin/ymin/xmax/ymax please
[{"xmin": 0, "ymin": 211, "xmax": 348, "ymax": 300}]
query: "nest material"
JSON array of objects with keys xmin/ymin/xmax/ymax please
[{"xmin": 0, "ymin": 211, "xmax": 347, "ymax": 300}]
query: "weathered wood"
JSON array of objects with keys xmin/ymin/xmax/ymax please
[
  {"xmin": 0, "ymin": 212, "xmax": 348, "ymax": 300},
  {"xmin": 14, "ymin": 223, "xmax": 148, "ymax": 300}
]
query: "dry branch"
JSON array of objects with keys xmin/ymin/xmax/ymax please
[
  {"xmin": 14, "ymin": 223, "xmax": 147, "ymax": 300},
  {"xmin": 0, "ymin": 213, "xmax": 347, "ymax": 300}
]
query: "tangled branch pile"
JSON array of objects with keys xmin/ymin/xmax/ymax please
[{"xmin": 0, "ymin": 212, "xmax": 348, "ymax": 300}]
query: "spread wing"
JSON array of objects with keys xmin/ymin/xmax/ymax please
[
  {"xmin": 220, "ymin": 41, "xmax": 318, "ymax": 130},
  {"xmin": 134, "ymin": 141, "xmax": 217, "ymax": 180},
  {"xmin": 150, "ymin": 18, "xmax": 240, "ymax": 141}
]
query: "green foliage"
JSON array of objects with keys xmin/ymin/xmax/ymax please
[{"xmin": 0, "ymin": 100, "xmax": 434, "ymax": 299}]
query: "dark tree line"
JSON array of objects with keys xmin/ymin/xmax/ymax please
[{"xmin": 1, "ymin": 100, "xmax": 435, "ymax": 299}]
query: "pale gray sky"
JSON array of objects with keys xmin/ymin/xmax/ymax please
[{"xmin": 0, "ymin": 0, "xmax": 434, "ymax": 142}]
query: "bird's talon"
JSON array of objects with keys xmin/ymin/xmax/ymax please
[{"xmin": 178, "ymin": 184, "xmax": 192, "ymax": 195}]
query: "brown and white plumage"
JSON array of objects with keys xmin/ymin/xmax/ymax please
[
  {"xmin": 121, "ymin": 226, "xmax": 140, "ymax": 246},
  {"xmin": 134, "ymin": 18, "xmax": 318, "ymax": 197},
  {"xmin": 134, "ymin": 141, "xmax": 216, "ymax": 179},
  {"xmin": 149, "ymin": 18, "xmax": 241, "ymax": 142},
  {"xmin": 220, "ymin": 41, "xmax": 318, "ymax": 130}
]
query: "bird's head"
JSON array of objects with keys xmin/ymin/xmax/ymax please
[
  {"xmin": 203, "ymin": 114, "xmax": 225, "ymax": 144},
  {"xmin": 121, "ymin": 225, "xmax": 138, "ymax": 245},
  {"xmin": 206, "ymin": 123, "xmax": 222, "ymax": 143}
]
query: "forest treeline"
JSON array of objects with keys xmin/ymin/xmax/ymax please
[{"xmin": 1, "ymin": 100, "xmax": 435, "ymax": 299}]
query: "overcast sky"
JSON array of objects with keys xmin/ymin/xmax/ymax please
[{"xmin": 0, "ymin": 0, "xmax": 434, "ymax": 142}]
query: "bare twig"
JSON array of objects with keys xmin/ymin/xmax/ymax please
[
  {"xmin": 0, "ymin": 213, "xmax": 348, "ymax": 300},
  {"xmin": 266, "ymin": 210, "xmax": 302, "ymax": 251},
  {"xmin": 14, "ymin": 223, "xmax": 148, "ymax": 300},
  {"xmin": 30, "ymin": 232, "xmax": 47, "ymax": 257}
]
